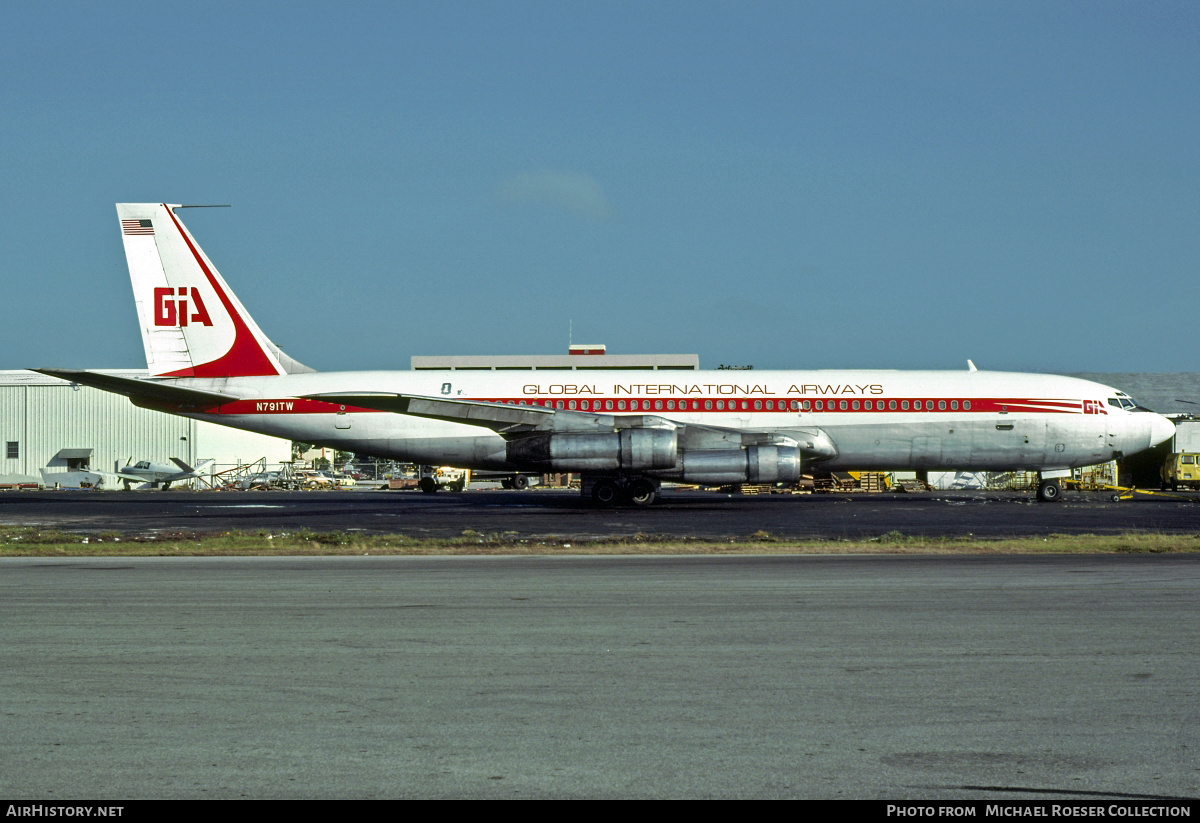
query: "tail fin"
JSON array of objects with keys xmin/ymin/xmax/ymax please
[{"xmin": 116, "ymin": 203, "xmax": 313, "ymax": 377}]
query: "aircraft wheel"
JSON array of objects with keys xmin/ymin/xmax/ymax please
[
  {"xmin": 592, "ymin": 480, "xmax": 620, "ymax": 506},
  {"xmin": 1037, "ymin": 479, "xmax": 1063, "ymax": 503},
  {"xmin": 627, "ymin": 479, "xmax": 657, "ymax": 507},
  {"xmin": 511, "ymin": 474, "xmax": 529, "ymax": 491}
]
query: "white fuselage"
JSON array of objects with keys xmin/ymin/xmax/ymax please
[{"xmin": 160, "ymin": 368, "xmax": 1171, "ymax": 474}]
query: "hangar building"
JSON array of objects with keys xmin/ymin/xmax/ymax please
[{"xmin": 0, "ymin": 370, "xmax": 291, "ymax": 487}]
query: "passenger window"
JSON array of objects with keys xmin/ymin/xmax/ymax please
[
  {"xmin": 963, "ymin": 401, "xmax": 971, "ymax": 410},
  {"xmin": 852, "ymin": 400, "xmax": 860, "ymax": 410},
  {"xmin": 901, "ymin": 401, "xmax": 909, "ymax": 410},
  {"xmin": 889, "ymin": 400, "xmax": 896, "ymax": 410},
  {"xmin": 839, "ymin": 400, "xmax": 848, "ymax": 411},
  {"xmin": 938, "ymin": 401, "xmax": 946, "ymax": 411}
]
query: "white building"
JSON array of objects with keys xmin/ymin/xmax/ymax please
[{"xmin": 0, "ymin": 370, "xmax": 291, "ymax": 488}]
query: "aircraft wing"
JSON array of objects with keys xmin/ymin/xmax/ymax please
[
  {"xmin": 111, "ymin": 471, "xmax": 154, "ymax": 483},
  {"xmin": 303, "ymin": 392, "xmax": 836, "ymax": 455},
  {"xmin": 33, "ymin": 369, "xmax": 240, "ymax": 407},
  {"xmin": 304, "ymin": 392, "xmax": 671, "ymax": 435}
]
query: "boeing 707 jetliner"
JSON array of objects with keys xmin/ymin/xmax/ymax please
[{"xmin": 35, "ymin": 203, "xmax": 1175, "ymax": 505}]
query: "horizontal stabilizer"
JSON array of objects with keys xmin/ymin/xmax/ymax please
[{"xmin": 32, "ymin": 368, "xmax": 240, "ymax": 407}]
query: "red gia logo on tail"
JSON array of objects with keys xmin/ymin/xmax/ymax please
[{"xmin": 154, "ymin": 287, "xmax": 213, "ymax": 327}]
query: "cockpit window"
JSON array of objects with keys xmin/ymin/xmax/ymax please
[{"xmin": 1108, "ymin": 397, "xmax": 1138, "ymax": 410}]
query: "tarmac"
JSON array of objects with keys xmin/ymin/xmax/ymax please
[{"xmin": 3, "ymin": 487, "xmax": 1200, "ymax": 540}]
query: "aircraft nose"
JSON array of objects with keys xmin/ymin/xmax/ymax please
[{"xmin": 1149, "ymin": 414, "xmax": 1176, "ymax": 448}]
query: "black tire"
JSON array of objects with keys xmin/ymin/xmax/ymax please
[
  {"xmin": 419, "ymin": 477, "xmax": 438, "ymax": 494},
  {"xmin": 592, "ymin": 480, "xmax": 620, "ymax": 506},
  {"xmin": 511, "ymin": 474, "xmax": 529, "ymax": 491},
  {"xmin": 627, "ymin": 479, "xmax": 657, "ymax": 507},
  {"xmin": 1037, "ymin": 479, "xmax": 1062, "ymax": 503}
]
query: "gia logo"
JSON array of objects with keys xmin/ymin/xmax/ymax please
[{"xmin": 154, "ymin": 287, "xmax": 213, "ymax": 327}]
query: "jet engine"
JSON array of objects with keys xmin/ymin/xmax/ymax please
[
  {"xmin": 506, "ymin": 428, "xmax": 679, "ymax": 471},
  {"xmin": 662, "ymin": 444, "xmax": 803, "ymax": 485},
  {"xmin": 507, "ymin": 428, "xmax": 806, "ymax": 486}
]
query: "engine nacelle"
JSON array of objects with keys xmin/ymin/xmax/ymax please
[
  {"xmin": 662, "ymin": 444, "xmax": 803, "ymax": 485},
  {"xmin": 506, "ymin": 429, "xmax": 678, "ymax": 472}
]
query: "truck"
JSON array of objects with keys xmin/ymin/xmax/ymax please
[{"xmin": 1160, "ymin": 453, "xmax": 1200, "ymax": 491}]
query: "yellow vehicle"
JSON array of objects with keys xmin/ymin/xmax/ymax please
[{"xmin": 1160, "ymin": 453, "xmax": 1200, "ymax": 491}]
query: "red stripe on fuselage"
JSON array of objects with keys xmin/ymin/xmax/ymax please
[{"xmin": 197, "ymin": 396, "xmax": 1095, "ymax": 416}]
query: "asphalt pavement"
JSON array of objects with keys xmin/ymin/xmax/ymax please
[
  {"xmin": 3, "ymin": 487, "xmax": 1200, "ymax": 539},
  {"xmin": 2, "ymin": 553, "xmax": 1197, "ymax": 799}
]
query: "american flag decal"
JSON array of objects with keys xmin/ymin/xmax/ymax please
[{"xmin": 121, "ymin": 219, "xmax": 154, "ymax": 236}]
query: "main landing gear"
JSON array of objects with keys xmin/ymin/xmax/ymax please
[
  {"xmin": 583, "ymin": 475, "xmax": 660, "ymax": 507},
  {"xmin": 1036, "ymin": 475, "xmax": 1064, "ymax": 503}
]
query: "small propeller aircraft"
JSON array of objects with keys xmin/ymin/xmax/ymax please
[{"xmin": 114, "ymin": 458, "xmax": 215, "ymax": 490}]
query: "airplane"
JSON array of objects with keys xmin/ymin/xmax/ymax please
[
  {"xmin": 114, "ymin": 457, "xmax": 215, "ymax": 490},
  {"xmin": 33, "ymin": 203, "xmax": 1176, "ymax": 506}
]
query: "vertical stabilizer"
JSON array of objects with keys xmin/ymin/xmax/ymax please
[{"xmin": 117, "ymin": 203, "xmax": 312, "ymax": 377}]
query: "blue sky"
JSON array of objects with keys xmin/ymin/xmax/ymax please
[{"xmin": 2, "ymin": 1, "xmax": 1197, "ymax": 374}]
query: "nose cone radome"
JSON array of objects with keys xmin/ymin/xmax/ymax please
[{"xmin": 1149, "ymin": 414, "xmax": 1176, "ymax": 448}]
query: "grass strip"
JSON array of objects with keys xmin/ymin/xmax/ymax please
[{"xmin": 2, "ymin": 526, "xmax": 1199, "ymax": 556}]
